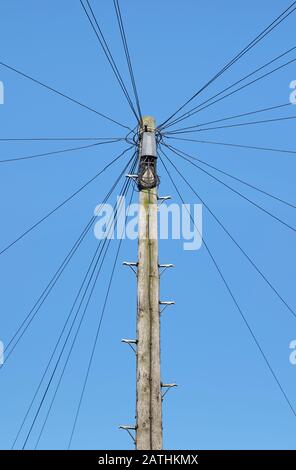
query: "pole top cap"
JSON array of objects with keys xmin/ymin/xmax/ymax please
[{"xmin": 140, "ymin": 116, "xmax": 156, "ymax": 133}]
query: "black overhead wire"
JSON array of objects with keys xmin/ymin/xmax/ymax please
[
  {"xmin": 161, "ymin": 45, "xmax": 296, "ymax": 131},
  {"xmin": 80, "ymin": 0, "xmax": 140, "ymax": 123},
  {"xmin": 19, "ymin": 154, "xmax": 138, "ymax": 450},
  {"xmin": 0, "ymin": 145, "xmax": 133, "ymax": 256},
  {"xmin": 36, "ymin": 174, "xmax": 136, "ymax": 450},
  {"xmin": 159, "ymin": 152, "xmax": 296, "ymax": 419},
  {"xmin": 0, "ymin": 137, "xmax": 124, "ymax": 141},
  {"xmin": 20, "ymin": 219, "xmax": 115, "ymax": 448},
  {"xmin": 162, "ymin": 142, "xmax": 296, "ymax": 209},
  {"xmin": 2, "ymin": 157, "xmax": 132, "ymax": 372},
  {"xmin": 67, "ymin": 170, "xmax": 137, "ymax": 449},
  {"xmin": 159, "ymin": 2, "xmax": 296, "ymax": 130},
  {"xmin": 160, "ymin": 145, "xmax": 296, "ymax": 321},
  {"xmin": 11, "ymin": 154, "xmax": 136, "ymax": 449},
  {"xmin": 165, "ymin": 144, "xmax": 296, "ymax": 234},
  {"xmin": 166, "ymin": 115, "xmax": 296, "ymax": 136},
  {"xmin": 164, "ymin": 57, "xmax": 296, "ymax": 132},
  {"xmin": 2, "ymin": 152, "xmax": 135, "ymax": 369},
  {"xmin": 160, "ymin": 5, "xmax": 296, "ymax": 129},
  {"xmin": 3, "ymin": 218, "xmax": 94, "ymax": 372},
  {"xmin": 164, "ymin": 102, "xmax": 292, "ymax": 134},
  {"xmin": 166, "ymin": 135, "xmax": 296, "ymax": 157},
  {"xmin": 0, "ymin": 140, "xmax": 122, "ymax": 163},
  {"xmin": 124, "ymin": 124, "xmax": 140, "ymax": 146},
  {"xmin": 113, "ymin": 0, "xmax": 142, "ymax": 120},
  {"xmin": 23, "ymin": 186, "xmax": 135, "ymax": 452},
  {"xmin": 0, "ymin": 62, "xmax": 130, "ymax": 130}
]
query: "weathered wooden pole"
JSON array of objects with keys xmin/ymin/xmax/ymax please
[{"xmin": 136, "ymin": 116, "xmax": 162, "ymax": 450}]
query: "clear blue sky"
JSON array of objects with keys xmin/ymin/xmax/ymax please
[{"xmin": 0, "ymin": 0, "xmax": 296, "ymax": 450}]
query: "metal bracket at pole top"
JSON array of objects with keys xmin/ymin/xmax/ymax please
[{"xmin": 125, "ymin": 174, "xmax": 138, "ymax": 181}]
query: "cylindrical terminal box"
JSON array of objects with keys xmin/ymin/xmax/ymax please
[{"xmin": 140, "ymin": 132, "xmax": 157, "ymax": 159}]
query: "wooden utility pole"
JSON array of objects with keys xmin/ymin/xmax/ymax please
[{"xmin": 136, "ymin": 116, "xmax": 162, "ymax": 450}]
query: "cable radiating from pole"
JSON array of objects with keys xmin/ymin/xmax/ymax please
[
  {"xmin": 31, "ymin": 157, "xmax": 138, "ymax": 450},
  {"xmin": 166, "ymin": 115, "xmax": 296, "ymax": 135},
  {"xmin": 83, "ymin": 0, "xmax": 139, "ymax": 121},
  {"xmin": 159, "ymin": 153, "xmax": 296, "ymax": 419},
  {"xmin": 160, "ymin": 146, "xmax": 296, "ymax": 321},
  {"xmin": 0, "ymin": 140, "xmax": 122, "ymax": 163},
  {"xmin": 163, "ymin": 142, "xmax": 296, "ymax": 209},
  {"xmin": 113, "ymin": 0, "xmax": 142, "ymax": 119},
  {"xmin": 80, "ymin": 0, "xmax": 140, "ymax": 123},
  {"xmin": 159, "ymin": 2, "xmax": 296, "ymax": 129},
  {"xmin": 11, "ymin": 154, "xmax": 136, "ymax": 449},
  {"xmin": 164, "ymin": 102, "xmax": 291, "ymax": 134},
  {"xmin": 21, "ymin": 232, "xmax": 111, "ymax": 449},
  {"xmin": 3, "ymin": 154, "xmax": 133, "ymax": 369},
  {"xmin": 165, "ymin": 135, "xmax": 296, "ymax": 157},
  {"xmin": 0, "ymin": 137, "xmax": 125, "ymax": 142},
  {"xmin": 165, "ymin": 144, "xmax": 296, "ymax": 233},
  {"xmin": 4, "ymin": 219, "xmax": 94, "ymax": 372},
  {"xmin": 0, "ymin": 61, "xmax": 130, "ymax": 130},
  {"xmin": 161, "ymin": 46, "xmax": 296, "ymax": 130},
  {"xmin": 0, "ymin": 146, "xmax": 133, "ymax": 256},
  {"xmin": 67, "ymin": 179, "xmax": 136, "ymax": 449},
  {"xmin": 20, "ymin": 154, "xmax": 137, "ymax": 450}
]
